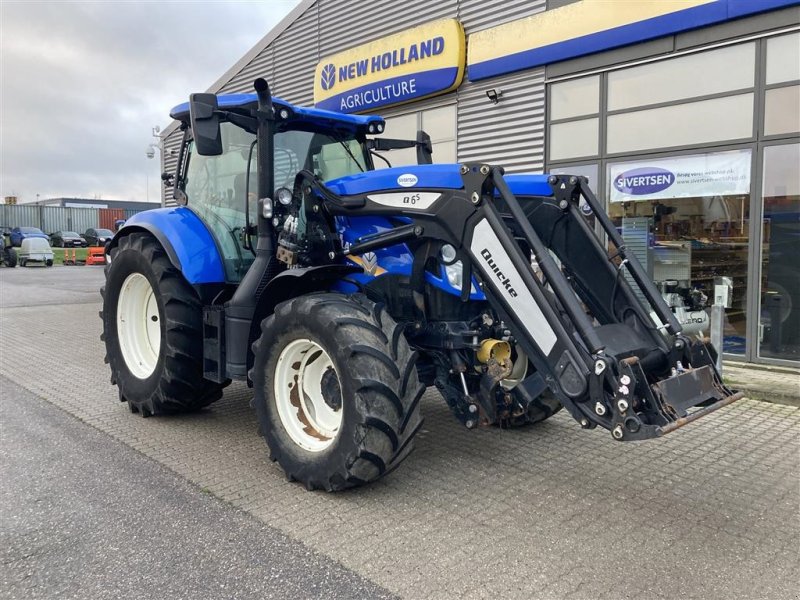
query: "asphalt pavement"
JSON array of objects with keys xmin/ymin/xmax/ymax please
[
  {"xmin": 1, "ymin": 265, "xmax": 798, "ymax": 599},
  {"xmin": 0, "ymin": 375, "xmax": 393, "ymax": 600}
]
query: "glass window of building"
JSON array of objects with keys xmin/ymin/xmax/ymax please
[
  {"xmin": 606, "ymin": 149, "xmax": 752, "ymax": 354},
  {"xmin": 549, "ymin": 118, "xmax": 599, "ymax": 161},
  {"xmin": 376, "ymin": 105, "xmax": 456, "ymax": 167},
  {"xmin": 422, "ymin": 105, "xmax": 457, "ymax": 163},
  {"xmin": 764, "ymin": 85, "xmax": 800, "ymax": 136},
  {"xmin": 549, "ymin": 75, "xmax": 600, "ymax": 120},
  {"xmin": 607, "ymin": 43, "xmax": 755, "ymax": 110},
  {"xmin": 765, "ymin": 32, "xmax": 800, "ymax": 85},
  {"xmin": 606, "ymin": 94, "xmax": 754, "ymax": 154},
  {"xmin": 759, "ymin": 143, "xmax": 800, "ymax": 362}
]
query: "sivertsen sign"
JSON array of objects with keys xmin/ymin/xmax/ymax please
[
  {"xmin": 609, "ymin": 150, "xmax": 752, "ymax": 202},
  {"xmin": 314, "ymin": 19, "xmax": 465, "ymax": 114}
]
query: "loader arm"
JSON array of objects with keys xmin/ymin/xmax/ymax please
[{"xmin": 307, "ymin": 165, "xmax": 742, "ymax": 441}]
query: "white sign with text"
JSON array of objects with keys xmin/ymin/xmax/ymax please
[{"xmin": 609, "ymin": 150, "xmax": 751, "ymax": 202}]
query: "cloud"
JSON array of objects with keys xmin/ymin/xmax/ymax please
[{"xmin": 0, "ymin": 0, "xmax": 300, "ymax": 203}]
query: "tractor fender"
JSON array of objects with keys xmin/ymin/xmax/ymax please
[
  {"xmin": 108, "ymin": 207, "xmax": 225, "ymax": 284},
  {"xmin": 247, "ymin": 264, "xmax": 361, "ymax": 358}
]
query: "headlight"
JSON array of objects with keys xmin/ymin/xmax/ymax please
[
  {"xmin": 262, "ymin": 197, "xmax": 273, "ymax": 219},
  {"xmin": 444, "ymin": 261, "xmax": 463, "ymax": 290},
  {"xmin": 276, "ymin": 187, "xmax": 293, "ymax": 206},
  {"xmin": 439, "ymin": 244, "xmax": 457, "ymax": 265}
]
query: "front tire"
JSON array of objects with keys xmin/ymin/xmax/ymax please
[
  {"xmin": 505, "ymin": 389, "xmax": 562, "ymax": 428},
  {"xmin": 251, "ymin": 293, "xmax": 424, "ymax": 491},
  {"xmin": 101, "ymin": 232, "xmax": 227, "ymax": 416}
]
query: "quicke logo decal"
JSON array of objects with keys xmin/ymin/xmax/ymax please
[{"xmin": 480, "ymin": 249, "xmax": 518, "ymax": 297}]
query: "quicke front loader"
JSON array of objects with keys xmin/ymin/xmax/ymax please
[{"xmin": 102, "ymin": 79, "xmax": 742, "ymax": 491}]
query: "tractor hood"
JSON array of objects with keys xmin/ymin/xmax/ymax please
[{"xmin": 325, "ymin": 164, "xmax": 554, "ymax": 198}]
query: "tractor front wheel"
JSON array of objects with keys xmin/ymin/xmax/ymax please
[
  {"xmin": 505, "ymin": 388, "xmax": 562, "ymax": 428},
  {"xmin": 101, "ymin": 232, "xmax": 226, "ymax": 416},
  {"xmin": 251, "ymin": 293, "xmax": 424, "ymax": 491}
]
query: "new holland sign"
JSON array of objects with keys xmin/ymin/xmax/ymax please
[{"xmin": 314, "ymin": 19, "xmax": 465, "ymax": 114}]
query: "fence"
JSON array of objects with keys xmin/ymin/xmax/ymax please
[{"xmin": 0, "ymin": 205, "xmax": 143, "ymax": 233}]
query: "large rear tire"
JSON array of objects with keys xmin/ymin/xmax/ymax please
[
  {"xmin": 101, "ymin": 232, "xmax": 227, "ymax": 416},
  {"xmin": 250, "ymin": 293, "xmax": 424, "ymax": 491}
]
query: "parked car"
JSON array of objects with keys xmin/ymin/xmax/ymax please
[
  {"xmin": 50, "ymin": 231, "xmax": 87, "ymax": 247},
  {"xmin": 9, "ymin": 227, "xmax": 49, "ymax": 247},
  {"xmin": 84, "ymin": 228, "xmax": 114, "ymax": 246}
]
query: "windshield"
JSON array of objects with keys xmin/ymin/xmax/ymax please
[
  {"xmin": 96, "ymin": 229, "xmax": 113, "ymax": 236},
  {"xmin": 63, "ymin": 232, "xmax": 79, "ymax": 237},
  {"xmin": 21, "ymin": 227, "xmax": 42, "ymax": 234},
  {"xmin": 183, "ymin": 121, "xmax": 369, "ymax": 282}
]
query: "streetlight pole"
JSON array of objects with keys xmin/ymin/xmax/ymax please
[{"xmin": 146, "ymin": 126, "xmax": 164, "ymax": 207}]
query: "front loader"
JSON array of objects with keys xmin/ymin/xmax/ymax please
[{"xmin": 101, "ymin": 79, "xmax": 742, "ymax": 491}]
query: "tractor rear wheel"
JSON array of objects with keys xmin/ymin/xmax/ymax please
[
  {"xmin": 101, "ymin": 232, "xmax": 226, "ymax": 416},
  {"xmin": 250, "ymin": 293, "xmax": 424, "ymax": 491}
]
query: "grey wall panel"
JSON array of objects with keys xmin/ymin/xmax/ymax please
[
  {"xmin": 1, "ymin": 206, "xmax": 104, "ymax": 233},
  {"xmin": 271, "ymin": 5, "xmax": 319, "ymax": 105},
  {"xmin": 1, "ymin": 205, "xmax": 40, "ymax": 228},
  {"xmin": 457, "ymin": 68, "xmax": 546, "ymax": 173},
  {"xmin": 69, "ymin": 208, "xmax": 101, "ymax": 234},
  {"xmin": 222, "ymin": 46, "xmax": 274, "ymax": 94},
  {"xmin": 42, "ymin": 206, "xmax": 70, "ymax": 233},
  {"xmin": 317, "ymin": 0, "xmax": 457, "ymax": 57},
  {"xmin": 458, "ymin": 0, "xmax": 545, "ymax": 33}
]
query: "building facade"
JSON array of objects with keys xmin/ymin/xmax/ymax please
[{"xmin": 160, "ymin": 0, "xmax": 800, "ymax": 365}]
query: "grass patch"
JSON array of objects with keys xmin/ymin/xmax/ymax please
[{"xmin": 50, "ymin": 247, "xmax": 90, "ymax": 265}]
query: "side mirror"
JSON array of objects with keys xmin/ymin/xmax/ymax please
[
  {"xmin": 416, "ymin": 130, "xmax": 433, "ymax": 165},
  {"xmin": 189, "ymin": 93, "xmax": 222, "ymax": 156}
]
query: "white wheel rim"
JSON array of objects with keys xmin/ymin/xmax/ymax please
[
  {"xmin": 274, "ymin": 339, "xmax": 342, "ymax": 452},
  {"xmin": 117, "ymin": 272, "xmax": 161, "ymax": 379}
]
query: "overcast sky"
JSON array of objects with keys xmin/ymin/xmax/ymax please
[{"xmin": 0, "ymin": 0, "xmax": 301, "ymax": 204}]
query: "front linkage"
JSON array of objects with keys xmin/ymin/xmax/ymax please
[{"xmin": 308, "ymin": 164, "xmax": 742, "ymax": 441}]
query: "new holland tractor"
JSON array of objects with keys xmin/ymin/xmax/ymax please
[{"xmin": 101, "ymin": 79, "xmax": 742, "ymax": 491}]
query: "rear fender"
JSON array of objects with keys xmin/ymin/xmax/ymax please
[
  {"xmin": 108, "ymin": 207, "xmax": 225, "ymax": 284},
  {"xmin": 246, "ymin": 265, "xmax": 361, "ymax": 369}
]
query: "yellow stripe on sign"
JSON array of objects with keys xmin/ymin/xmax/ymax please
[
  {"xmin": 468, "ymin": 0, "xmax": 718, "ymax": 66},
  {"xmin": 314, "ymin": 18, "xmax": 465, "ymax": 106}
]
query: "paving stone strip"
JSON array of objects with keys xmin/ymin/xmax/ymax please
[{"xmin": 1, "ymin": 296, "xmax": 799, "ymax": 599}]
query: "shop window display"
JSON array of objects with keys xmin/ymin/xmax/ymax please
[{"xmin": 607, "ymin": 150, "xmax": 752, "ymax": 354}]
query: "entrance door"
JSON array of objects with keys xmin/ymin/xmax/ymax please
[{"xmin": 758, "ymin": 141, "xmax": 800, "ymax": 362}]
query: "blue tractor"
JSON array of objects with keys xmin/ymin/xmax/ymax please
[{"xmin": 102, "ymin": 79, "xmax": 741, "ymax": 491}]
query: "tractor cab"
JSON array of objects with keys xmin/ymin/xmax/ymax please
[{"xmin": 167, "ymin": 94, "xmax": 388, "ymax": 282}]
